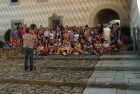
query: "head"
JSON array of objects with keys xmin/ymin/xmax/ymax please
[
  {"xmin": 25, "ymin": 28, "xmax": 30, "ymax": 33},
  {"xmin": 97, "ymin": 24, "xmax": 101, "ymax": 27},
  {"xmin": 19, "ymin": 23, "xmax": 22, "ymax": 28},
  {"xmin": 13, "ymin": 26, "xmax": 17, "ymax": 30},
  {"xmin": 103, "ymin": 23, "xmax": 108, "ymax": 27},
  {"xmin": 115, "ymin": 22, "xmax": 120, "ymax": 28},
  {"xmin": 112, "ymin": 24, "xmax": 115, "ymax": 29}
]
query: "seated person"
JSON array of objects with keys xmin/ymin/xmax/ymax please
[
  {"xmin": 103, "ymin": 40, "xmax": 109, "ymax": 53},
  {"xmin": 58, "ymin": 39, "xmax": 72, "ymax": 55},
  {"xmin": 54, "ymin": 39, "xmax": 61, "ymax": 54},
  {"xmin": 37, "ymin": 43, "xmax": 44, "ymax": 55},
  {"xmin": 94, "ymin": 39, "xmax": 103, "ymax": 55},
  {"xmin": 74, "ymin": 40, "xmax": 84, "ymax": 54},
  {"xmin": 48, "ymin": 40, "xmax": 55, "ymax": 54},
  {"xmin": 108, "ymin": 39, "xmax": 118, "ymax": 55},
  {"xmin": 84, "ymin": 41, "xmax": 93, "ymax": 52},
  {"xmin": 80, "ymin": 38, "xmax": 86, "ymax": 50}
]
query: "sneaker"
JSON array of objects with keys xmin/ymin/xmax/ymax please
[
  {"xmin": 75, "ymin": 52, "xmax": 79, "ymax": 55},
  {"xmin": 73, "ymin": 52, "xmax": 77, "ymax": 55},
  {"xmin": 63, "ymin": 52, "xmax": 67, "ymax": 56},
  {"xmin": 49, "ymin": 52, "xmax": 53, "ymax": 55},
  {"xmin": 74, "ymin": 52, "xmax": 79, "ymax": 55},
  {"xmin": 55, "ymin": 52, "xmax": 58, "ymax": 55}
]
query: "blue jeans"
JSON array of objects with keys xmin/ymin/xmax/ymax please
[{"xmin": 24, "ymin": 48, "xmax": 33, "ymax": 71}]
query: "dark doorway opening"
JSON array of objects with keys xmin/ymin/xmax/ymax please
[{"xmin": 95, "ymin": 9, "xmax": 120, "ymax": 25}]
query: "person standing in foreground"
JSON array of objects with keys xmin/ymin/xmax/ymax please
[{"xmin": 23, "ymin": 28, "xmax": 35, "ymax": 71}]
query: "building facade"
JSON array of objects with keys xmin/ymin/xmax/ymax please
[
  {"xmin": 130, "ymin": 0, "xmax": 140, "ymax": 51},
  {"xmin": 0, "ymin": 0, "xmax": 130, "ymax": 36}
]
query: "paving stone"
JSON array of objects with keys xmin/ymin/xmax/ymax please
[
  {"xmin": 0, "ymin": 84, "xmax": 6, "ymax": 90},
  {"xmin": 126, "ymin": 90, "xmax": 140, "ymax": 94},
  {"xmin": 95, "ymin": 78, "xmax": 114, "ymax": 83},
  {"xmin": 129, "ymin": 79, "xmax": 140, "ymax": 84},
  {"xmin": 83, "ymin": 87, "xmax": 116, "ymax": 94},
  {"xmin": 117, "ymin": 89, "xmax": 125, "ymax": 94},
  {"xmin": 90, "ymin": 71, "xmax": 116, "ymax": 78},
  {"xmin": 114, "ymin": 78, "xmax": 129, "ymax": 83}
]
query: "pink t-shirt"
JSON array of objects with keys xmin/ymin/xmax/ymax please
[{"xmin": 22, "ymin": 29, "xmax": 26, "ymax": 36}]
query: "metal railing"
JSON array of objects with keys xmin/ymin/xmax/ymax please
[{"xmin": 133, "ymin": 26, "xmax": 140, "ymax": 53}]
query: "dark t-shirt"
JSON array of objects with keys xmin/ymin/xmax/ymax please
[
  {"xmin": 0, "ymin": 41, "xmax": 3, "ymax": 48},
  {"xmin": 114, "ymin": 27, "xmax": 121, "ymax": 40},
  {"xmin": 97, "ymin": 27, "xmax": 103, "ymax": 35}
]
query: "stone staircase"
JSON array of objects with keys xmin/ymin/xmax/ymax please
[
  {"xmin": 83, "ymin": 54, "xmax": 140, "ymax": 94},
  {"xmin": 0, "ymin": 45, "xmax": 140, "ymax": 94},
  {"xmin": 0, "ymin": 55, "xmax": 100, "ymax": 94}
]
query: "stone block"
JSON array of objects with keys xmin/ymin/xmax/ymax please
[
  {"xmin": 129, "ymin": 79, "xmax": 140, "ymax": 84},
  {"xmin": 83, "ymin": 87, "xmax": 116, "ymax": 94},
  {"xmin": 95, "ymin": 78, "xmax": 114, "ymax": 83}
]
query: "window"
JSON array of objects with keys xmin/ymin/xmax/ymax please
[
  {"xmin": 49, "ymin": 14, "xmax": 63, "ymax": 29},
  {"xmin": 10, "ymin": 0, "xmax": 20, "ymax": 5},
  {"xmin": 11, "ymin": 0, "xmax": 18, "ymax": 3},
  {"xmin": 11, "ymin": 20, "xmax": 23, "ymax": 29}
]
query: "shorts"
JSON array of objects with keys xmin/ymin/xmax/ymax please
[
  {"xmin": 45, "ymin": 37, "xmax": 49, "ymax": 40},
  {"xmin": 95, "ymin": 48, "xmax": 101, "ymax": 52},
  {"xmin": 59, "ymin": 47, "xmax": 65, "ymax": 52},
  {"xmin": 10, "ymin": 38, "xmax": 16, "ymax": 43}
]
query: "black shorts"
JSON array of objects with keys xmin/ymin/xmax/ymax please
[{"xmin": 45, "ymin": 37, "xmax": 49, "ymax": 40}]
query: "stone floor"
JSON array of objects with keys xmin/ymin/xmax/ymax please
[
  {"xmin": 0, "ymin": 55, "xmax": 99, "ymax": 94},
  {"xmin": 0, "ymin": 54, "xmax": 140, "ymax": 94},
  {"xmin": 0, "ymin": 83, "xmax": 84, "ymax": 94}
]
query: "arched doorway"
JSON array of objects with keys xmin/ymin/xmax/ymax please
[
  {"xmin": 94, "ymin": 9, "xmax": 120, "ymax": 25},
  {"xmin": 88, "ymin": 3, "xmax": 127, "ymax": 27}
]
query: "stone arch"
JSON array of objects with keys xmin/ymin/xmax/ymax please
[
  {"xmin": 88, "ymin": 3, "xmax": 126, "ymax": 27},
  {"xmin": 94, "ymin": 9, "xmax": 120, "ymax": 25}
]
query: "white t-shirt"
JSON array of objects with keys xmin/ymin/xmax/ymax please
[
  {"xmin": 44, "ymin": 31, "xmax": 50, "ymax": 37},
  {"xmin": 103, "ymin": 27, "xmax": 111, "ymax": 44},
  {"xmin": 49, "ymin": 33, "xmax": 55, "ymax": 39},
  {"xmin": 103, "ymin": 43, "xmax": 109, "ymax": 48},
  {"xmin": 74, "ymin": 34, "xmax": 79, "ymax": 41}
]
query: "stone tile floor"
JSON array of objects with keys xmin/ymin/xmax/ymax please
[
  {"xmin": 0, "ymin": 83, "xmax": 84, "ymax": 94},
  {"xmin": 0, "ymin": 57, "xmax": 99, "ymax": 94}
]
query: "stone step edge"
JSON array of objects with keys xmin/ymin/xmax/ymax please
[
  {"xmin": 0, "ymin": 65, "xmax": 140, "ymax": 71},
  {"xmin": 94, "ymin": 66, "xmax": 140, "ymax": 71},
  {"xmin": 87, "ymin": 82, "xmax": 140, "ymax": 90},
  {"xmin": 0, "ymin": 79, "xmax": 140, "ymax": 90},
  {"xmin": 7, "ymin": 57, "xmax": 140, "ymax": 60}
]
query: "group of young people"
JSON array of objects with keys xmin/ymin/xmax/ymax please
[{"xmin": 10, "ymin": 23, "xmax": 121, "ymax": 56}]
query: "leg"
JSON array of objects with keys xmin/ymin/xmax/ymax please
[
  {"xmin": 24, "ymin": 48, "xmax": 28, "ymax": 71},
  {"xmin": 29, "ymin": 48, "xmax": 33, "ymax": 71}
]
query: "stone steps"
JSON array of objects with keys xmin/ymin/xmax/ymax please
[
  {"xmin": 0, "ymin": 53, "xmax": 140, "ymax": 93},
  {"xmin": 83, "ymin": 87, "xmax": 140, "ymax": 94},
  {"xmin": 83, "ymin": 54, "xmax": 140, "ymax": 93},
  {"xmin": 7, "ymin": 54, "xmax": 140, "ymax": 61},
  {"xmin": 1, "ymin": 60, "xmax": 140, "ymax": 71},
  {"xmin": 0, "ymin": 57, "xmax": 140, "ymax": 90}
]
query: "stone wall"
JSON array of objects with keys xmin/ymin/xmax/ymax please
[
  {"xmin": 0, "ymin": 48, "xmax": 23, "ymax": 60},
  {"xmin": 0, "ymin": 0, "xmax": 130, "ymax": 36},
  {"xmin": 130, "ymin": 0, "xmax": 140, "ymax": 51}
]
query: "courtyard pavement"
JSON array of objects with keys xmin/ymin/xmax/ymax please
[{"xmin": 0, "ymin": 54, "xmax": 140, "ymax": 94}]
